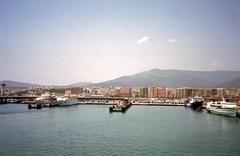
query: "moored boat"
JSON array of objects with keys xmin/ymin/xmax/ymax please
[
  {"xmin": 207, "ymin": 99, "xmax": 237, "ymax": 117},
  {"xmin": 34, "ymin": 92, "xmax": 58, "ymax": 108},
  {"xmin": 189, "ymin": 96, "xmax": 204, "ymax": 110},
  {"xmin": 57, "ymin": 97, "xmax": 79, "ymax": 106}
]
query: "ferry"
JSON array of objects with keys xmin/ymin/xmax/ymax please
[
  {"xmin": 188, "ymin": 96, "xmax": 204, "ymax": 110},
  {"xmin": 57, "ymin": 97, "xmax": 79, "ymax": 106},
  {"xmin": 206, "ymin": 99, "xmax": 237, "ymax": 117}
]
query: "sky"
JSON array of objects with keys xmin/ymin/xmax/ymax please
[{"xmin": 1, "ymin": 0, "xmax": 240, "ymax": 85}]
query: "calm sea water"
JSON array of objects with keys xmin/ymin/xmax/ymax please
[{"xmin": 0, "ymin": 104, "xmax": 240, "ymax": 156}]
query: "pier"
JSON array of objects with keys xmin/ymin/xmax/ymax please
[
  {"xmin": 109, "ymin": 99, "xmax": 132, "ymax": 113},
  {"xmin": 78, "ymin": 97, "xmax": 129, "ymax": 105},
  {"xmin": 78, "ymin": 97, "xmax": 132, "ymax": 112},
  {"xmin": 0, "ymin": 96, "xmax": 37, "ymax": 104}
]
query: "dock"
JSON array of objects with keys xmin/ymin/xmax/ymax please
[
  {"xmin": 28, "ymin": 99, "xmax": 59, "ymax": 109},
  {"xmin": 109, "ymin": 99, "xmax": 132, "ymax": 113}
]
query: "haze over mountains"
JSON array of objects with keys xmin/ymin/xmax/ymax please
[
  {"xmin": 2, "ymin": 69, "xmax": 240, "ymax": 89},
  {"xmin": 94, "ymin": 69, "xmax": 240, "ymax": 88},
  {"xmin": 0, "ymin": 80, "xmax": 93, "ymax": 90}
]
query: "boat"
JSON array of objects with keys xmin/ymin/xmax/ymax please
[
  {"xmin": 34, "ymin": 92, "xmax": 57, "ymax": 108},
  {"xmin": 207, "ymin": 99, "xmax": 237, "ymax": 117},
  {"xmin": 109, "ymin": 100, "xmax": 131, "ymax": 113},
  {"xmin": 184, "ymin": 99, "xmax": 191, "ymax": 107},
  {"xmin": 36, "ymin": 92, "xmax": 56, "ymax": 101},
  {"xmin": 57, "ymin": 97, "xmax": 79, "ymax": 106},
  {"xmin": 189, "ymin": 96, "xmax": 204, "ymax": 110}
]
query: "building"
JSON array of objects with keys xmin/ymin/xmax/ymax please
[
  {"xmin": 216, "ymin": 88, "xmax": 225, "ymax": 98},
  {"xmin": 174, "ymin": 88, "xmax": 193, "ymax": 99},
  {"xmin": 139, "ymin": 87, "xmax": 148, "ymax": 98},
  {"xmin": 203, "ymin": 89, "xmax": 211, "ymax": 97},
  {"xmin": 132, "ymin": 88, "xmax": 140, "ymax": 97},
  {"xmin": 225, "ymin": 88, "xmax": 238, "ymax": 97},
  {"xmin": 65, "ymin": 87, "xmax": 84, "ymax": 97},
  {"xmin": 151, "ymin": 87, "xmax": 166, "ymax": 98},
  {"xmin": 166, "ymin": 88, "xmax": 175, "ymax": 98},
  {"xmin": 119, "ymin": 87, "xmax": 132, "ymax": 97},
  {"xmin": 107, "ymin": 87, "xmax": 119, "ymax": 97},
  {"xmin": 157, "ymin": 88, "xmax": 167, "ymax": 98},
  {"xmin": 210, "ymin": 88, "xmax": 217, "ymax": 97}
]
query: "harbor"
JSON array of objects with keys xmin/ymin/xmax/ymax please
[{"xmin": 1, "ymin": 104, "xmax": 240, "ymax": 156}]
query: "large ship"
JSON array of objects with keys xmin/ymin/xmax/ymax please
[
  {"xmin": 57, "ymin": 97, "xmax": 79, "ymax": 106},
  {"xmin": 206, "ymin": 99, "xmax": 237, "ymax": 117},
  {"xmin": 189, "ymin": 96, "xmax": 204, "ymax": 110}
]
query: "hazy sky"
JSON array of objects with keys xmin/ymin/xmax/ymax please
[{"xmin": 1, "ymin": 0, "xmax": 240, "ymax": 85}]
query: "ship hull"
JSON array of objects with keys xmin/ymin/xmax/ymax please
[
  {"xmin": 59, "ymin": 100, "xmax": 79, "ymax": 106},
  {"xmin": 210, "ymin": 107, "xmax": 236, "ymax": 117},
  {"xmin": 190, "ymin": 101, "xmax": 203, "ymax": 110}
]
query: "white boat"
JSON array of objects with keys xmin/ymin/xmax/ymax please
[
  {"xmin": 57, "ymin": 97, "xmax": 79, "ymax": 106},
  {"xmin": 36, "ymin": 92, "xmax": 56, "ymax": 101},
  {"xmin": 35, "ymin": 92, "xmax": 57, "ymax": 107},
  {"xmin": 207, "ymin": 99, "xmax": 237, "ymax": 117}
]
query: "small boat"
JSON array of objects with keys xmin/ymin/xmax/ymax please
[
  {"xmin": 57, "ymin": 97, "xmax": 79, "ymax": 106},
  {"xmin": 207, "ymin": 99, "xmax": 237, "ymax": 117},
  {"xmin": 188, "ymin": 96, "xmax": 204, "ymax": 110},
  {"xmin": 184, "ymin": 99, "xmax": 190, "ymax": 107}
]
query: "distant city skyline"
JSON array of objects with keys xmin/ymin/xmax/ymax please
[{"xmin": 1, "ymin": 0, "xmax": 240, "ymax": 85}]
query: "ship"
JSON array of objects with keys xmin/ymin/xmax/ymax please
[
  {"xmin": 36, "ymin": 92, "xmax": 56, "ymax": 101},
  {"xmin": 30, "ymin": 92, "xmax": 57, "ymax": 109},
  {"xmin": 206, "ymin": 99, "xmax": 237, "ymax": 117},
  {"xmin": 57, "ymin": 97, "xmax": 79, "ymax": 106},
  {"xmin": 189, "ymin": 96, "xmax": 204, "ymax": 110}
]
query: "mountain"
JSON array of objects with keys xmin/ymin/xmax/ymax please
[
  {"xmin": 67, "ymin": 82, "xmax": 94, "ymax": 87},
  {"xmin": 94, "ymin": 69, "xmax": 240, "ymax": 88},
  {"xmin": 216, "ymin": 78, "xmax": 240, "ymax": 88},
  {"xmin": 0, "ymin": 80, "xmax": 94, "ymax": 89},
  {"xmin": 2, "ymin": 69, "xmax": 240, "ymax": 89},
  {"xmin": 1, "ymin": 80, "xmax": 42, "ymax": 88}
]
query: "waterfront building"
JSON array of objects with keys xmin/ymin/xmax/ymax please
[
  {"xmin": 65, "ymin": 87, "xmax": 84, "ymax": 97},
  {"xmin": 157, "ymin": 88, "xmax": 167, "ymax": 98},
  {"xmin": 166, "ymin": 88, "xmax": 175, "ymax": 98},
  {"xmin": 210, "ymin": 88, "xmax": 218, "ymax": 97},
  {"xmin": 225, "ymin": 88, "xmax": 238, "ymax": 97},
  {"xmin": 132, "ymin": 88, "xmax": 140, "ymax": 97},
  {"xmin": 65, "ymin": 90, "xmax": 72, "ymax": 96},
  {"xmin": 203, "ymin": 89, "xmax": 211, "ymax": 97},
  {"xmin": 150, "ymin": 87, "xmax": 163, "ymax": 98},
  {"xmin": 238, "ymin": 89, "xmax": 240, "ymax": 97},
  {"xmin": 119, "ymin": 87, "xmax": 132, "ymax": 97},
  {"xmin": 107, "ymin": 87, "xmax": 119, "ymax": 97},
  {"xmin": 216, "ymin": 88, "xmax": 225, "ymax": 98},
  {"xmin": 195, "ymin": 88, "xmax": 205, "ymax": 97},
  {"xmin": 174, "ymin": 88, "xmax": 193, "ymax": 99},
  {"xmin": 139, "ymin": 87, "xmax": 148, "ymax": 98}
]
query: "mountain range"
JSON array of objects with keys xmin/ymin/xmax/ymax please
[
  {"xmin": 94, "ymin": 69, "xmax": 240, "ymax": 88},
  {"xmin": 2, "ymin": 69, "xmax": 240, "ymax": 89}
]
